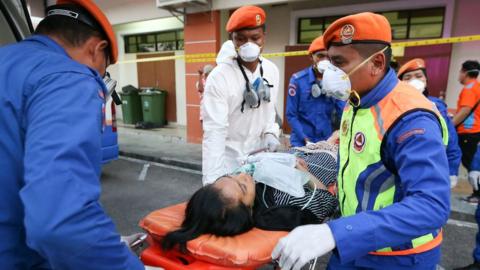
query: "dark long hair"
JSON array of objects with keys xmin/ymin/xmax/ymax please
[{"xmin": 162, "ymin": 184, "xmax": 254, "ymax": 252}]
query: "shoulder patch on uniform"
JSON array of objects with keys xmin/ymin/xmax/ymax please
[
  {"xmin": 466, "ymin": 82, "xmax": 475, "ymax": 89},
  {"xmin": 288, "ymin": 84, "xmax": 297, "ymax": 96},
  {"xmin": 396, "ymin": 128, "xmax": 425, "ymax": 144}
]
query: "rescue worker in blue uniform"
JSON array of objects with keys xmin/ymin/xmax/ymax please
[
  {"xmin": 272, "ymin": 12, "xmax": 450, "ymax": 270},
  {"xmin": 398, "ymin": 58, "xmax": 462, "ymax": 188},
  {"xmin": 0, "ymin": 0, "xmax": 144, "ymax": 269},
  {"xmin": 286, "ymin": 36, "xmax": 345, "ymax": 147},
  {"xmin": 455, "ymin": 143, "xmax": 480, "ymax": 270}
]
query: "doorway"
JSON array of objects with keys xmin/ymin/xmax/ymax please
[{"xmin": 137, "ymin": 52, "xmax": 177, "ymax": 123}]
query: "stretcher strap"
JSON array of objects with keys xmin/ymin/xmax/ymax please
[{"xmin": 368, "ymin": 229, "xmax": 442, "ymax": 256}]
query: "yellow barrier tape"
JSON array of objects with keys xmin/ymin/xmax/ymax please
[
  {"xmin": 392, "ymin": 35, "xmax": 480, "ymax": 48},
  {"xmin": 116, "ymin": 34, "xmax": 480, "ymax": 65}
]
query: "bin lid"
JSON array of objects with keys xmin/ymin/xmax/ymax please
[
  {"xmin": 121, "ymin": 85, "xmax": 140, "ymax": 95},
  {"xmin": 139, "ymin": 88, "xmax": 166, "ymax": 95}
]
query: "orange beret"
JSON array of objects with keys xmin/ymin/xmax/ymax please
[
  {"xmin": 397, "ymin": 58, "xmax": 426, "ymax": 78},
  {"xmin": 323, "ymin": 12, "xmax": 391, "ymax": 48},
  {"xmin": 226, "ymin": 6, "xmax": 266, "ymax": 33},
  {"xmin": 308, "ymin": 36, "xmax": 326, "ymax": 54},
  {"xmin": 57, "ymin": 0, "xmax": 118, "ymax": 64}
]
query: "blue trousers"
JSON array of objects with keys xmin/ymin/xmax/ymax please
[
  {"xmin": 327, "ymin": 253, "xmax": 436, "ymax": 270},
  {"xmin": 474, "ymin": 203, "xmax": 480, "ymax": 262}
]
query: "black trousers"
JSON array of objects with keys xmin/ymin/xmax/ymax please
[{"xmin": 458, "ymin": 132, "xmax": 480, "ymax": 171}]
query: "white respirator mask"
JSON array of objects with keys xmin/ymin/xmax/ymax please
[
  {"xmin": 316, "ymin": 59, "xmax": 330, "ymax": 74},
  {"xmin": 237, "ymin": 42, "xmax": 261, "ymax": 62},
  {"xmin": 322, "ymin": 46, "xmax": 389, "ymax": 105},
  {"xmin": 408, "ymin": 79, "xmax": 426, "ymax": 93}
]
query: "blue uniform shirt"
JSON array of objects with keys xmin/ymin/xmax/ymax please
[
  {"xmin": 286, "ymin": 67, "xmax": 345, "ymax": 146},
  {"xmin": 429, "ymin": 96, "xmax": 462, "ymax": 176},
  {"xmin": 327, "ymin": 69, "xmax": 450, "ymax": 268},
  {"xmin": 0, "ymin": 35, "xmax": 144, "ymax": 269}
]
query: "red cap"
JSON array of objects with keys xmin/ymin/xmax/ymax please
[
  {"xmin": 398, "ymin": 58, "xmax": 426, "ymax": 78},
  {"xmin": 57, "ymin": 0, "xmax": 118, "ymax": 64},
  {"xmin": 323, "ymin": 12, "xmax": 391, "ymax": 48},
  {"xmin": 226, "ymin": 6, "xmax": 266, "ymax": 33},
  {"xmin": 308, "ymin": 36, "xmax": 326, "ymax": 54}
]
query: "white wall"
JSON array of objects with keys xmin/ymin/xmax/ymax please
[
  {"xmin": 175, "ymin": 51, "xmax": 187, "ymax": 125},
  {"xmin": 261, "ymin": 4, "xmax": 291, "ymax": 119},
  {"xmin": 444, "ymin": 0, "xmax": 480, "ymax": 108},
  {"xmin": 212, "ymin": 0, "xmax": 290, "ymax": 10},
  {"xmin": 100, "ymin": 0, "xmax": 172, "ymax": 25}
]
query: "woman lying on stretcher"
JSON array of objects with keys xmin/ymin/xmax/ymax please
[{"xmin": 162, "ymin": 140, "xmax": 339, "ymax": 252}]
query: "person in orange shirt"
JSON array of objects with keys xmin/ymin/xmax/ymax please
[{"xmin": 453, "ymin": 60, "xmax": 480, "ymax": 203}]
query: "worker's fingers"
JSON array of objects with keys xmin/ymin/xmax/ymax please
[
  {"xmin": 280, "ymin": 250, "xmax": 298, "ymax": 270},
  {"xmin": 278, "ymin": 242, "xmax": 299, "ymax": 270},
  {"xmin": 271, "ymin": 237, "xmax": 287, "ymax": 260},
  {"xmin": 292, "ymin": 255, "xmax": 309, "ymax": 270}
]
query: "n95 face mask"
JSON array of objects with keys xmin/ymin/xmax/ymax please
[
  {"xmin": 238, "ymin": 42, "xmax": 261, "ymax": 62},
  {"xmin": 408, "ymin": 79, "xmax": 426, "ymax": 93},
  {"xmin": 316, "ymin": 59, "xmax": 330, "ymax": 74},
  {"xmin": 322, "ymin": 63, "xmax": 351, "ymax": 101},
  {"xmin": 322, "ymin": 46, "xmax": 389, "ymax": 103},
  {"xmin": 253, "ymin": 159, "xmax": 309, "ymax": 197}
]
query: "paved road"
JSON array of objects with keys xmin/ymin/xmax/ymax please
[{"xmin": 101, "ymin": 158, "xmax": 478, "ymax": 270}]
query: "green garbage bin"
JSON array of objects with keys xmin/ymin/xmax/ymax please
[
  {"xmin": 140, "ymin": 89, "xmax": 167, "ymax": 126},
  {"xmin": 120, "ymin": 85, "xmax": 143, "ymax": 125}
]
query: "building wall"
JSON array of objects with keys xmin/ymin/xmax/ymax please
[
  {"xmin": 444, "ymin": 0, "xmax": 480, "ymax": 109},
  {"xmin": 100, "ymin": 0, "xmax": 172, "ymax": 25},
  {"xmin": 109, "ymin": 17, "xmax": 186, "ymax": 124},
  {"xmin": 103, "ymin": 0, "xmax": 479, "ymax": 128},
  {"xmin": 261, "ymin": 4, "xmax": 291, "ymax": 119}
]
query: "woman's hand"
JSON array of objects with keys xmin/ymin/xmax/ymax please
[
  {"xmin": 327, "ymin": 130, "xmax": 339, "ymax": 145},
  {"xmin": 295, "ymin": 158, "xmax": 327, "ymax": 190},
  {"xmin": 295, "ymin": 158, "xmax": 308, "ymax": 172}
]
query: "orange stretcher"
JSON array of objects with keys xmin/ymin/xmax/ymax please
[{"xmin": 139, "ymin": 203, "xmax": 288, "ymax": 270}]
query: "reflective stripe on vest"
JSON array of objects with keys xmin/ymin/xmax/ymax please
[{"xmin": 338, "ymin": 82, "xmax": 448, "ymax": 255}]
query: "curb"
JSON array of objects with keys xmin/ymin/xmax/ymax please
[{"xmin": 119, "ymin": 151, "xmax": 202, "ymax": 172}]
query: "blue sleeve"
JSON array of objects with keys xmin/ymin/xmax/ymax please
[
  {"xmin": 334, "ymin": 99, "xmax": 346, "ymax": 123},
  {"xmin": 328, "ymin": 112, "xmax": 450, "ymax": 263},
  {"xmin": 435, "ymin": 100, "xmax": 461, "ymax": 176},
  {"xmin": 21, "ymin": 73, "xmax": 144, "ymax": 270},
  {"xmin": 471, "ymin": 144, "xmax": 480, "ymax": 171},
  {"xmin": 286, "ymin": 76, "xmax": 306, "ymax": 141}
]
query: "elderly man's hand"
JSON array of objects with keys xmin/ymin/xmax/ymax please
[{"xmin": 272, "ymin": 224, "xmax": 335, "ymax": 270}]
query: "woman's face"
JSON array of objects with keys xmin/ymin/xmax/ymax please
[
  {"xmin": 214, "ymin": 173, "xmax": 256, "ymax": 207},
  {"xmin": 402, "ymin": 69, "xmax": 427, "ymax": 85}
]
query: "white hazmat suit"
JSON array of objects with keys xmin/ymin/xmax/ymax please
[{"xmin": 201, "ymin": 40, "xmax": 280, "ymax": 184}]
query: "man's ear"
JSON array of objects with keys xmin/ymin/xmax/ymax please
[
  {"xmin": 93, "ymin": 39, "xmax": 108, "ymax": 61},
  {"xmin": 371, "ymin": 52, "xmax": 386, "ymax": 76}
]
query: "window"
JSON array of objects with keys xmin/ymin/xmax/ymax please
[
  {"xmin": 297, "ymin": 7, "xmax": 444, "ymax": 44},
  {"xmin": 124, "ymin": 29, "xmax": 184, "ymax": 53}
]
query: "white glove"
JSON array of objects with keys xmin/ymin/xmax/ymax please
[
  {"xmin": 450, "ymin": 175, "xmax": 458, "ymax": 188},
  {"xmin": 272, "ymin": 224, "xmax": 335, "ymax": 270},
  {"xmin": 264, "ymin": 133, "xmax": 280, "ymax": 152},
  {"xmin": 469, "ymin": 171, "xmax": 480, "ymax": 191},
  {"xmin": 306, "ymin": 141, "xmax": 316, "ymax": 149}
]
